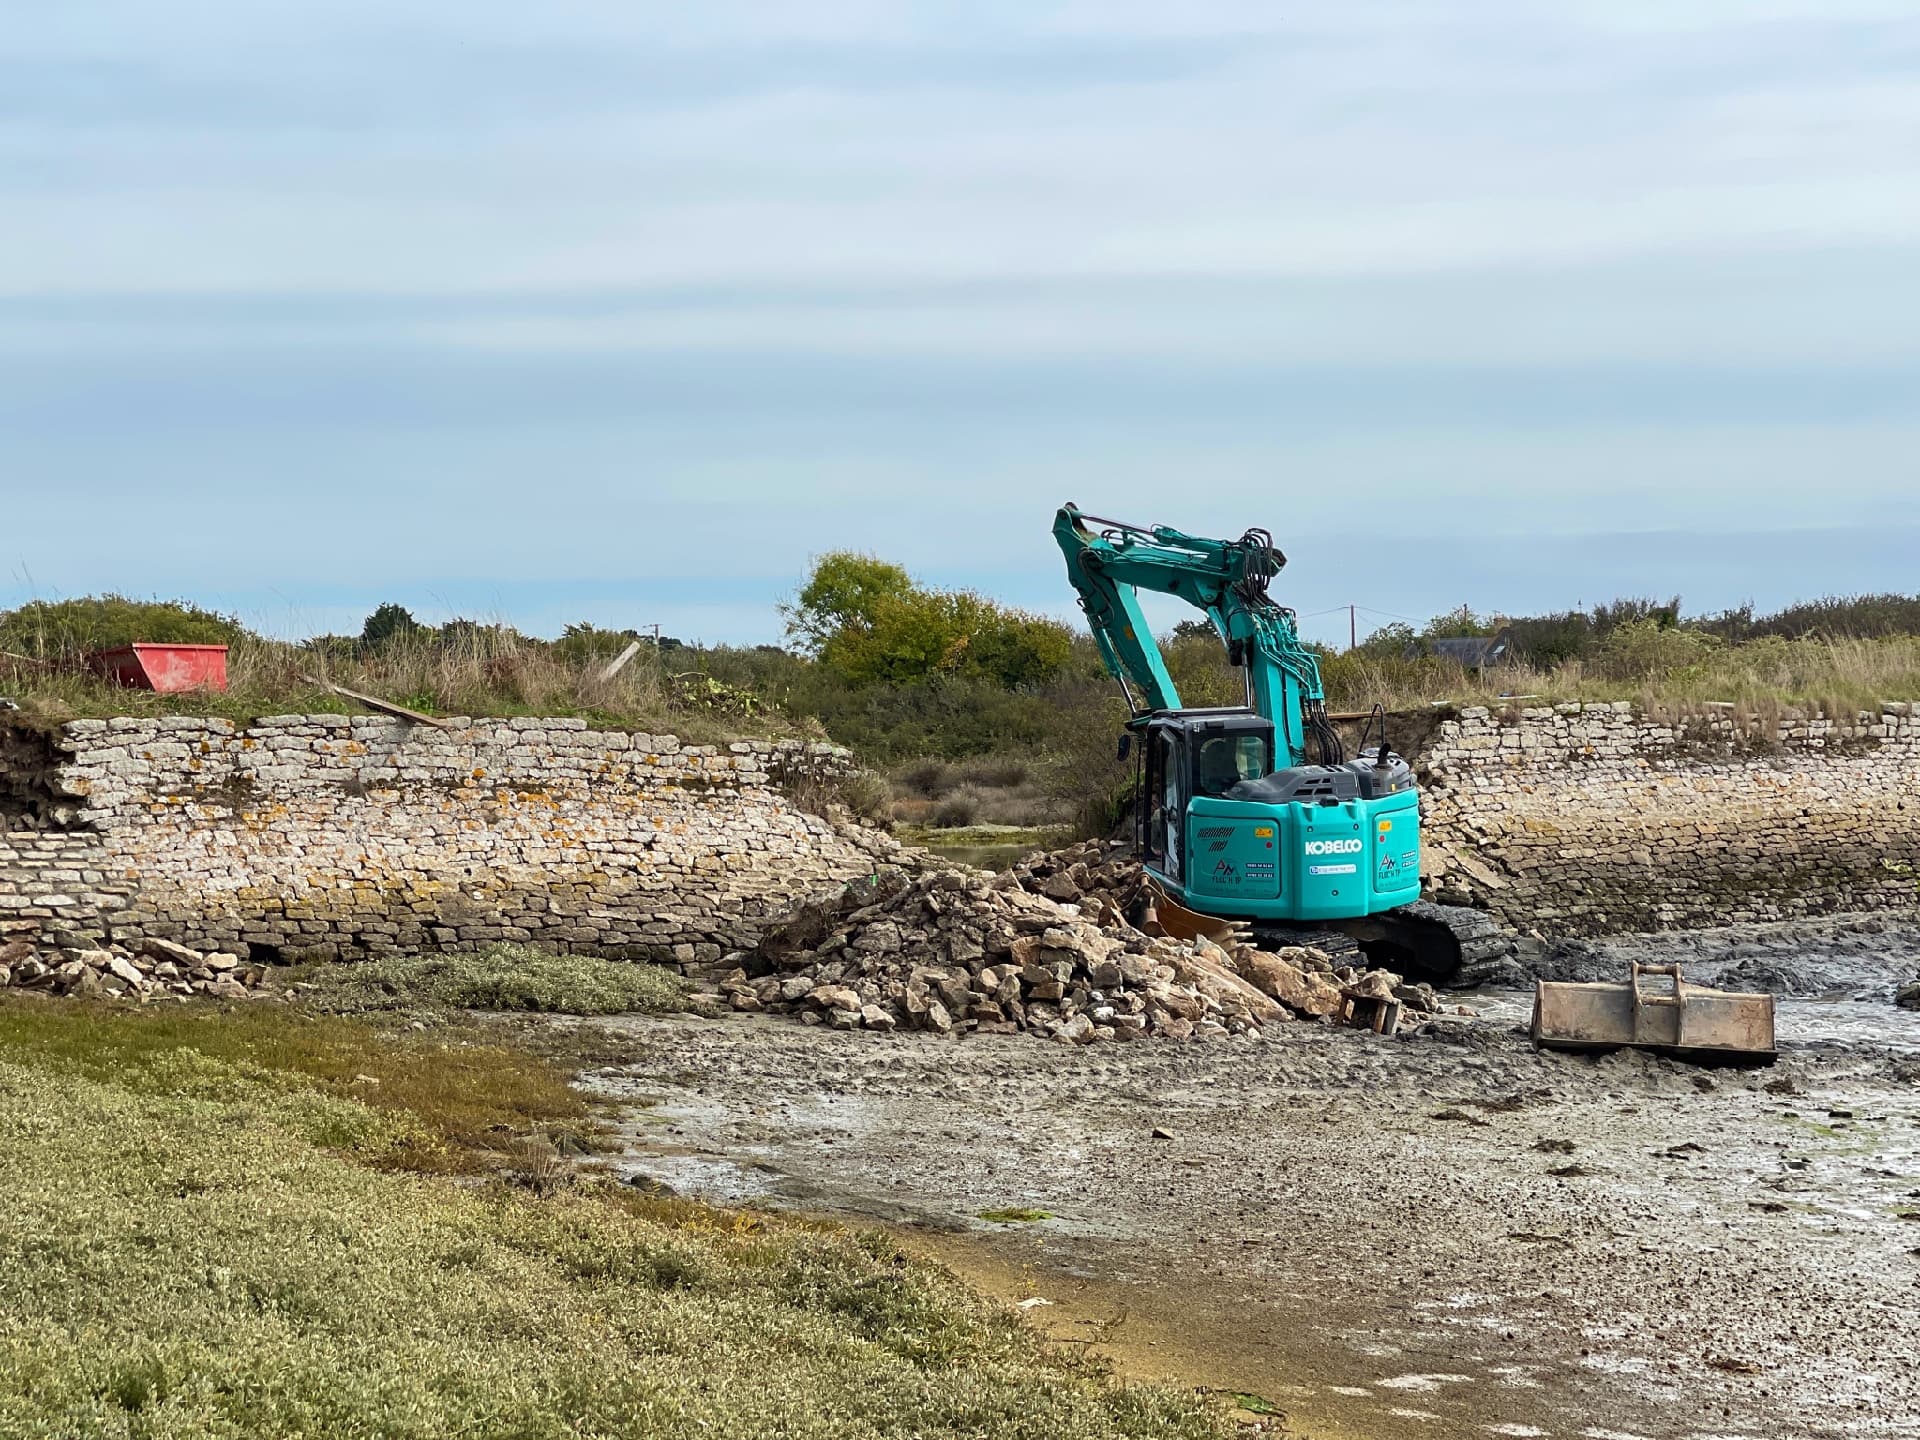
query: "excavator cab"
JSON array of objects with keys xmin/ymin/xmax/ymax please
[
  {"xmin": 1139, "ymin": 709, "xmax": 1268, "ymax": 879},
  {"xmin": 1133, "ymin": 708, "xmax": 1422, "ymax": 924}
]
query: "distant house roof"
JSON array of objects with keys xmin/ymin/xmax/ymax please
[{"xmin": 1410, "ymin": 630, "xmax": 1513, "ymax": 669}]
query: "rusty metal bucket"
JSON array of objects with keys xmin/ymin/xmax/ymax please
[
  {"xmin": 1140, "ymin": 880, "xmax": 1250, "ymax": 947},
  {"xmin": 1531, "ymin": 962, "xmax": 1776, "ymax": 1063}
]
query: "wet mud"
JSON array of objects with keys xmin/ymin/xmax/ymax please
[{"xmin": 573, "ymin": 922, "xmax": 1920, "ymax": 1439}]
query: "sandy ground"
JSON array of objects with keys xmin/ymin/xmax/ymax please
[{"xmin": 569, "ymin": 927, "xmax": 1920, "ymax": 1440}]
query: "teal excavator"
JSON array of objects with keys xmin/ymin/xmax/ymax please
[{"xmin": 1053, "ymin": 503, "xmax": 1510, "ymax": 982}]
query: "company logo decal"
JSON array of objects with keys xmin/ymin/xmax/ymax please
[{"xmin": 1303, "ymin": 839, "xmax": 1364, "ymax": 856}]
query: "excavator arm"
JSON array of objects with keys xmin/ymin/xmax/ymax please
[
  {"xmin": 1051, "ymin": 503, "xmax": 1336, "ymax": 765},
  {"xmin": 1051, "ymin": 501, "xmax": 1518, "ymax": 985}
]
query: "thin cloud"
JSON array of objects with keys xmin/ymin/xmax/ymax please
[{"xmin": 0, "ymin": 2, "xmax": 1914, "ymax": 642}]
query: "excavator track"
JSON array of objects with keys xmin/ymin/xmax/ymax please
[{"xmin": 1250, "ymin": 901, "xmax": 1518, "ymax": 987}]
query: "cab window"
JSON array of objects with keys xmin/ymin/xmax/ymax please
[{"xmin": 1194, "ymin": 734, "xmax": 1268, "ymax": 797}]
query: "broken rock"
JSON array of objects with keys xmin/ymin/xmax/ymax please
[
  {"xmin": 739, "ymin": 843, "xmax": 1425, "ymax": 1046},
  {"xmin": 138, "ymin": 936, "xmax": 205, "ymax": 967}
]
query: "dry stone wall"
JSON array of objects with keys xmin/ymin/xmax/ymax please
[
  {"xmin": 1417, "ymin": 701, "xmax": 1920, "ymax": 935},
  {"xmin": 0, "ymin": 716, "xmax": 893, "ymax": 967},
  {"xmin": 8, "ymin": 701, "xmax": 1920, "ymax": 963}
]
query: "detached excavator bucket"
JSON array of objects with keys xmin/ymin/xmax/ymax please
[{"xmin": 1531, "ymin": 962, "xmax": 1775, "ymax": 1063}]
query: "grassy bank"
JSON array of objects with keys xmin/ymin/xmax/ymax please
[
  {"xmin": 1316, "ymin": 632, "xmax": 1920, "ymax": 719},
  {"xmin": 0, "ymin": 627, "xmax": 786, "ymax": 742},
  {"xmin": 0, "ymin": 992, "xmax": 1222, "ymax": 1439},
  {"xmin": 293, "ymin": 944, "xmax": 705, "ymax": 1018}
]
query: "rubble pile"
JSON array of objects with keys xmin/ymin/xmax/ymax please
[
  {"xmin": 711, "ymin": 845, "xmax": 1443, "ymax": 1043},
  {"xmin": 1004, "ymin": 839, "xmax": 1152, "ymax": 912},
  {"xmin": 0, "ymin": 931, "xmax": 274, "ymax": 1003}
]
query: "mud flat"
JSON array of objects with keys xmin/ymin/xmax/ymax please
[{"xmin": 576, "ymin": 923, "xmax": 1920, "ymax": 1440}]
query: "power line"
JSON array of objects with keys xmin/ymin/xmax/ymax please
[{"xmin": 1352, "ymin": 604, "xmax": 1424, "ymax": 624}]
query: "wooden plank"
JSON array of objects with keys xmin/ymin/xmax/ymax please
[
  {"xmin": 597, "ymin": 639, "xmax": 644, "ymax": 681},
  {"xmin": 299, "ymin": 675, "xmax": 450, "ymax": 729}
]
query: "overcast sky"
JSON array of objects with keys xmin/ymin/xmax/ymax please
[{"xmin": 3, "ymin": 2, "xmax": 1917, "ymax": 647}]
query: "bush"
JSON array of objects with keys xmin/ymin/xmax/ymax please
[
  {"xmin": 1161, "ymin": 632, "xmax": 1241, "ymax": 708},
  {"xmin": 359, "ymin": 602, "xmax": 424, "ymax": 651},
  {"xmin": 553, "ymin": 622, "xmax": 655, "ymax": 668},
  {"xmin": 783, "ymin": 769, "xmax": 895, "ymax": 827},
  {"xmin": 931, "ymin": 793, "xmax": 981, "ymax": 828},
  {"xmin": 1698, "ymin": 593, "xmax": 1920, "ymax": 642},
  {"xmin": 1316, "ymin": 647, "xmax": 1467, "ymax": 712},
  {"xmin": 0, "ymin": 595, "xmax": 249, "ymax": 658},
  {"xmin": 1503, "ymin": 597, "xmax": 1682, "ymax": 667},
  {"xmin": 1039, "ymin": 690, "xmax": 1137, "ymax": 839},
  {"xmin": 786, "ymin": 552, "xmax": 1075, "ymax": 690},
  {"xmin": 1594, "ymin": 619, "xmax": 1721, "ymax": 682},
  {"xmin": 954, "ymin": 756, "xmax": 1031, "ymax": 789},
  {"xmin": 895, "ymin": 758, "xmax": 957, "ymax": 798}
]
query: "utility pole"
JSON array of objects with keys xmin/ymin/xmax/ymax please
[{"xmin": 1349, "ymin": 604, "xmax": 1357, "ymax": 652}]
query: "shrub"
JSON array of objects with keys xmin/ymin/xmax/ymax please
[
  {"xmin": 954, "ymin": 755, "xmax": 1031, "ymax": 789},
  {"xmin": 1503, "ymin": 597, "xmax": 1682, "ymax": 666},
  {"xmin": 358, "ymin": 602, "xmax": 424, "ymax": 651},
  {"xmin": 1162, "ymin": 632, "xmax": 1241, "ymax": 708},
  {"xmin": 1594, "ymin": 619, "xmax": 1721, "ymax": 682},
  {"xmin": 0, "ymin": 595, "xmax": 249, "ymax": 658},
  {"xmin": 553, "ymin": 622, "xmax": 655, "ymax": 668},
  {"xmin": 932, "ymin": 793, "xmax": 981, "ymax": 828},
  {"xmin": 784, "ymin": 769, "xmax": 895, "ymax": 827},
  {"xmin": 786, "ymin": 552, "xmax": 1075, "ymax": 689},
  {"xmin": 1039, "ymin": 689, "xmax": 1138, "ymax": 839},
  {"xmin": 1698, "ymin": 593, "xmax": 1920, "ymax": 642},
  {"xmin": 896, "ymin": 758, "xmax": 957, "ymax": 799}
]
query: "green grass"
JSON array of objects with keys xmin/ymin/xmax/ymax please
[
  {"xmin": 1315, "ymin": 632, "xmax": 1920, "ymax": 718},
  {"xmin": 296, "ymin": 945, "xmax": 705, "ymax": 1019},
  {"xmin": 0, "ymin": 994, "xmax": 588, "ymax": 1174},
  {"xmin": 0, "ymin": 994, "xmax": 1224, "ymax": 1439},
  {"xmin": 896, "ymin": 824, "xmax": 1064, "ymax": 847}
]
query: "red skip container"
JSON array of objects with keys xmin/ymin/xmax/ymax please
[{"xmin": 91, "ymin": 644, "xmax": 230, "ymax": 693}]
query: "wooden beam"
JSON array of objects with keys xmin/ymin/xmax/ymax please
[
  {"xmin": 300, "ymin": 675, "xmax": 450, "ymax": 729},
  {"xmin": 597, "ymin": 639, "xmax": 644, "ymax": 682}
]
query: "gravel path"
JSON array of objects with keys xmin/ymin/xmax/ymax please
[{"xmin": 572, "ymin": 941, "xmax": 1920, "ymax": 1440}]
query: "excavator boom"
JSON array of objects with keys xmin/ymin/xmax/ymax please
[
  {"xmin": 1052, "ymin": 504, "xmax": 1335, "ymax": 766},
  {"xmin": 1051, "ymin": 501, "xmax": 1511, "ymax": 983}
]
